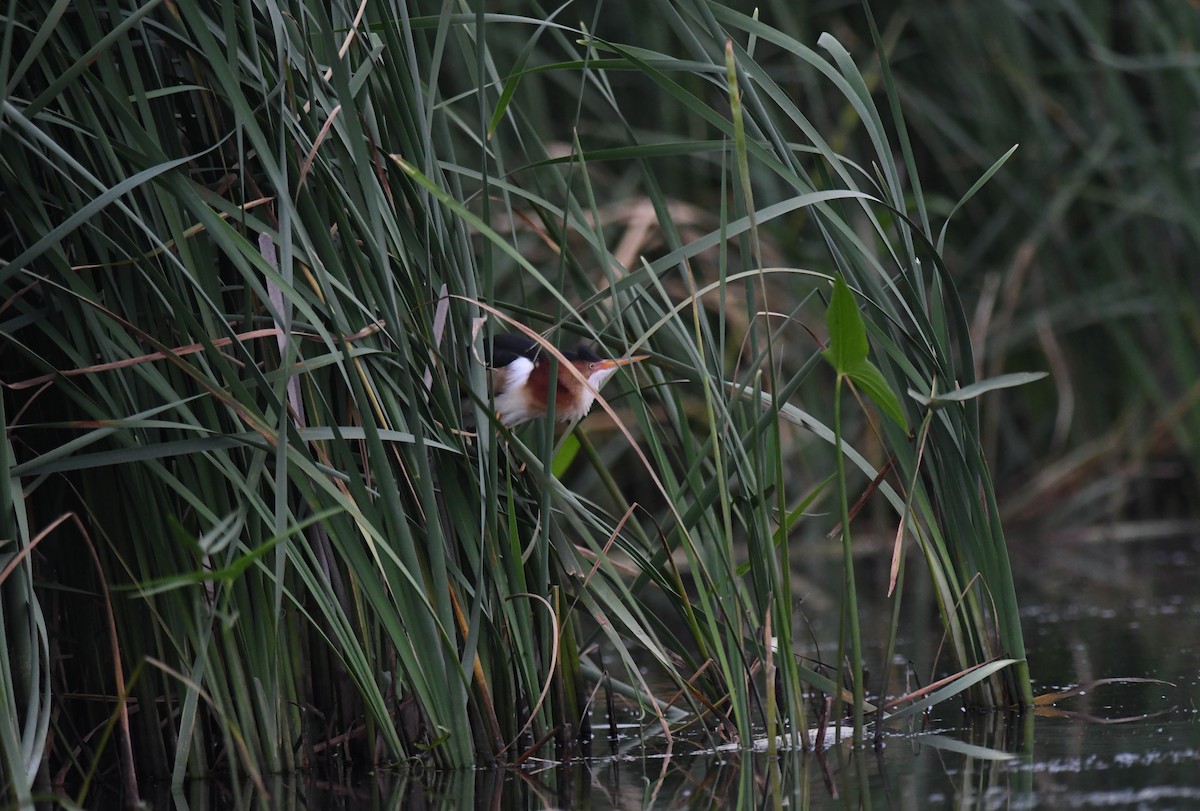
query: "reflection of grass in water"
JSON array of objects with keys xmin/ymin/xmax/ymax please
[{"xmin": 2, "ymin": 1, "xmax": 1044, "ymax": 803}]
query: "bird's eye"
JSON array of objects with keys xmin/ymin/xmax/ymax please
[{"xmin": 588, "ymin": 362, "xmax": 596, "ymax": 370}]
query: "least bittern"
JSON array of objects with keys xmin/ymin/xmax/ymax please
[{"xmin": 488, "ymin": 333, "xmax": 648, "ymax": 426}]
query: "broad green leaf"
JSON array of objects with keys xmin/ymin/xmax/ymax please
[
  {"xmin": 822, "ymin": 276, "xmax": 908, "ymax": 429},
  {"xmin": 847, "ymin": 357, "xmax": 908, "ymax": 430},
  {"xmin": 821, "ymin": 275, "xmax": 869, "ymax": 372},
  {"xmin": 551, "ymin": 433, "xmax": 581, "ymax": 478}
]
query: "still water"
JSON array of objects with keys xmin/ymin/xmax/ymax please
[{"xmin": 166, "ymin": 534, "xmax": 1200, "ymax": 809}]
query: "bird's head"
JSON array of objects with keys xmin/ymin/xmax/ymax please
[{"xmin": 567, "ymin": 344, "xmax": 648, "ymax": 391}]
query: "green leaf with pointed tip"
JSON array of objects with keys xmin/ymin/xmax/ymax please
[
  {"xmin": 908, "ymin": 371, "xmax": 1049, "ymax": 408},
  {"xmin": 822, "ymin": 275, "xmax": 868, "ymax": 372},
  {"xmin": 822, "ymin": 276, "xmax": 908, "ymax": 429}
]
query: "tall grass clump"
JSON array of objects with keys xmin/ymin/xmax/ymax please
[{"xmin": 2, "ymin": 0, "xmax": 1030, "ymax": 803}]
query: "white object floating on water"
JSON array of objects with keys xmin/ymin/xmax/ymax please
[{"xmin": 711, "ymin": 726, "xmax": 859, "ymax": 753}]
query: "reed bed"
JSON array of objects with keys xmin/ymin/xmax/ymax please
[{"xmin": 0, "ymin": 1, "xmax": 1094, "ymax": 804}]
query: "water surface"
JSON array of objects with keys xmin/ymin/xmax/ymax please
[{"xmin": 164, "ymin": 534, "xmax": 1200, "ymax": 809}]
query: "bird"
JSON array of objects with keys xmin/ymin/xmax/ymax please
[{"xmin": 487, "ymin": 333, "xmax": 648, "ymax": 427}]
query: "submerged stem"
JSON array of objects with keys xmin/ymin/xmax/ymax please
[{"xmin": 834, "ymin": 376, "xmax": 865, "ymax": 744}]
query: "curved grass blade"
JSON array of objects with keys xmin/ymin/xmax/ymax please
[{"xmin": 908, "ymin": 371, "xmax": 1048, "ymax": 408}]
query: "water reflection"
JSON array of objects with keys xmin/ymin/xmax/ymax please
[
  {"xmin": 157, "ymin": 536, "xmax": 1199, "ymax": 810},
  {"xmin": 162, "ymin": 718, "xmax": 1035, "ymax": 809},
  {"xmin": 158, "ymin": 699, "xmax": 1197, "ymax": 810}
]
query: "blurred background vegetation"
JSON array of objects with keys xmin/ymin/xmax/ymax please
[
  {"xmin": 844, "ymin": 1, "xmax": 1200, "ymax": 532},
  {"xmin": 2, "ymin": 0, "xmax": 1197, "ymax": 805},
  {"xmin": 555, "ymin": 0, "xmax": 1200, "ymax": 526}
]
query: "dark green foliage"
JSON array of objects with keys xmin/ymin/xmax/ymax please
[{"xmin": 0, "ymin": 1, "xmax": 1055, "ymax": 803}]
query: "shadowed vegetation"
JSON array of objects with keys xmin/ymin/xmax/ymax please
[{"xmin": 15, "ymin": 0, "xmax": 1196, "ymax": 805}]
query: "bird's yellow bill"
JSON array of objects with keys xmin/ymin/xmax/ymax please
[{"xmin": 595, "ymin": 355, "xmax": 649, "ymax": 370}]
